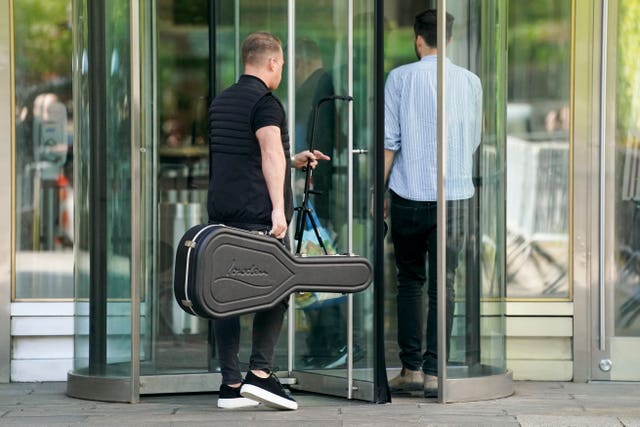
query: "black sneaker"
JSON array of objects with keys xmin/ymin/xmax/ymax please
[
  {"xmin": 240, "ymin": 371, "xmax": 298, "ymax": 410},
  {"xmin": 217, "ymin": 383, "xmax": 260, "ymax": 409}
]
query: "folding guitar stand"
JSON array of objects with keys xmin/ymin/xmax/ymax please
[{"xmin": 294, "ymin": 95, "xmax": 353, "ymax": 255}]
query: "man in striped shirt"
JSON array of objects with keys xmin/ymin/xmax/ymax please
[{"xmin": 384, "ymin": 9, "xmax": 482, "ymax": 397}]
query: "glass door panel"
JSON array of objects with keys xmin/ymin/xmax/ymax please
[
  {"xmin": 383, "ymin": 0, "xmax": 509, "ymax": 401},
  {"xmin": 142, "ymin": 0, "xmax": 211, "ymax": 377},
  {"xmin": 290, "ymin": 0, "xmax": 376, "ymax": 396},
  {"xmin": 350, "ymin": 0, "xmax": 376, "ymax": 387},
  {"xmin": 291, "ymin": 0, "xmax": 351, "ymax": 375},
  {"xmin": 209, "ymin": 0, "xmax": 377, "ymax": 400}
]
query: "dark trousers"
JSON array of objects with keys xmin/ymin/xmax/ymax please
[
  {"xmin": 389, "ymin": 191, "xmax": 466, "ymax": 376},
  {"xmin": 212, "ymin": 223, "xmax": 289, "ymax": 385}
]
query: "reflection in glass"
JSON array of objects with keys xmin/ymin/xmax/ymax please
[
  {"xmin": 505, "ymin": 0, "xmax": 571, "ymax": 299},
  {"xmin": 292, "ymin": 35, "xmax": 346, "ymax": 370},
  {"xmin": 150, "ymin": 0, "xmax": 210, "ymax": 375},
  {"xmin": 614, "ymin": 2, "xmax": 640, "ymax": 338},
  {"xmin": 13, "ymin": 1, "xmax": 74, "ymax": 299},
  {"xmin": 288, "ymin": 0, "xmax": 377, "ymax": 385}
]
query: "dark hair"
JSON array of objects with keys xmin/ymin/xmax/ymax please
[
  {"xmin": 414, "ymin": 9, "xmax": 454, "ymax": 48},
  {"xmin": 242, "ymin": 32, "xmax": 282, "ymax": 66}
]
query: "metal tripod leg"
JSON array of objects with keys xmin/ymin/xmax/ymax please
[{"xmin": 294, "ymin": 205, "xmax": 328, "ymax": 255}]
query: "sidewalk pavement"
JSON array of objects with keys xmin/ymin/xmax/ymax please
[{"xmin": 1, "ymin": 380, "xmax": 639, "ymax": 426}]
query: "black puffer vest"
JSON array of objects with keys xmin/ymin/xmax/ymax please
[{"xmin": 207, "ymin": 75, "xmax": 292, "ymax": 226}]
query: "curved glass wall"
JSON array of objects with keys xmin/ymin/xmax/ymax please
[
  {"xmin": 383, "ymin": 1, "xmax": 510, "ymax": 402},
  {"xmin": 69, "ymin": 0, "xmax": 136, "ymax": 401},
  {"xmin": 446, "ymin": 0, "xmax": 508, "ymax": 388}
]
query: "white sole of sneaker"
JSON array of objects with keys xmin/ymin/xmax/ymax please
[
  {"xmin": 240, "ymin": 384, "xmax": 298, "ymax": 410},
  {"xmin": 217, "ymin": 397, "xmax": 260, "ymax": 409}
]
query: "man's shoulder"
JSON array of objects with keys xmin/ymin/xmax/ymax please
[
  {"xmin": 385, "ymin": 62, "xmax": 426, "ymax": 87},
  {"xmin": 389, "ymin": 61, "xmax": 423, "ymax": 75},
  {"xmin": 449, "ymin": 63, "xmax": 480, "ymax": 82},
  {"xmin": 255, "ymin": 91, "xmax": 283, "ymax": 110},
  {"xmin": 446, "ymin": 65, "xmax": 481, "ymax": 94}
]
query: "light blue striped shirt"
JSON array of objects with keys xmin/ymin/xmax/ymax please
[{"xmin": 385, "ymin": 55, "xmax": 482, "ymax": 201}]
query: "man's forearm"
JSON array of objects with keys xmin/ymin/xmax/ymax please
[
  {"xmin": 262, "ymin": 149, "xmax": 286, "ymax": 212},
  {"xmin": 256, "ymin": 125, "xmax": 286, "ymax": 213},
  {"xmin": 383, "ymin": 149, "xmax": 396, "ymax": 188}
]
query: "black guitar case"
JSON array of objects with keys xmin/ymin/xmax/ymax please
[{"xmin": 174, "ymin": 224, "xmax": 372, "ymax": 319}]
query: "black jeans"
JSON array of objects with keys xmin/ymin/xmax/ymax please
[
  {"xmin": 212, "ymin": 223, "xmax": 289, "ymax": 385},
  {"xmin": 389, "ymin": 192, "xmax": 466, "ymax": 376}
]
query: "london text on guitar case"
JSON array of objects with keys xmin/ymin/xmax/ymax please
[{"xmin": 173, "ymin": 224, "xmax": 372, "ymax": 319}]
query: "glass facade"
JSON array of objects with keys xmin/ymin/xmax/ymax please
[
  {"xmin": 12, "ymin": 0, "xmax": 74, "ymax": 300},
  {"xmin": 505, "ymin": 0, "xmax": 572, "ymax": 299}
]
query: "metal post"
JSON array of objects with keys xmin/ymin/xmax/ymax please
[
  {"xmin": 436, "ymin": 0, "xmax": 448, "ymax": 403},
  {"xmin": 287, "ymin": 0, "xmax": 296, "ymax": 375},
  {"xmin": 129, "ymin": 0, "xmax": 142, "ymax": 403},
  {"xmin": 373, "ymin": 0, "xmax": 390, "ymax": 403},
  {"xmin": 87, "ymin": 0, "xmax": 108, "ymax": 377},
  {"xmin": 0, "ymin": 0, "xmax": 13, "ymax": 383},
  {"xmin": 598, "ymin": 0, "xmax": 608, "ymax": 353},
  {"xmin": 347, "ymin": 0, "xmax": 355, "ymax": 400}
]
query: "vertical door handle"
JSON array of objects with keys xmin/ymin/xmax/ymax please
[{"xmin": 598, "ymin": 0, "xmax": 609, "ymax": 352}]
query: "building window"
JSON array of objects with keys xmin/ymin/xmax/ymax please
[
  {"xmin": 13, "ymin": 1, "xmax": 74, "ymax": 300},
  {"xmin": 506, "ymin": 0, "xmax": 572, "ymax": 299}
]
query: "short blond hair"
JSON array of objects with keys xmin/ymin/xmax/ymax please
[{"xmin": 242, "ymin": 32, "xmax": 282, "ymax": 67}]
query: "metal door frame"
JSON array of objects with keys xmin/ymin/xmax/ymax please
[
  {"xmin": 0, "ymin": 0, "xmax": 13, "ymax": 384},
  {"xmin": 572, "ymin": 0, "xmax": 608, "ymax": 383},
  {"xmin": 574, "ymin": 0, "xmax": 640, "ymax": 382}
]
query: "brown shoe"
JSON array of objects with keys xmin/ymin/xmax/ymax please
[
  {"xmin": 388, "ymin": 368, "xmax": 423, "ymax": 392},
  {"xmin": 423, "ymin": 374, "xmax": 438, "ymax": 397}
]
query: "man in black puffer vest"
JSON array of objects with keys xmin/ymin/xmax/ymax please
[{"xmin": 208, "ymin": 32, "xmax": 329, "ymax": 411}]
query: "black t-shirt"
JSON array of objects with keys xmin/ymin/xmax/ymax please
[{"xmin": 253, "ymin": 95, "xmax": 284, "ymax": 132}]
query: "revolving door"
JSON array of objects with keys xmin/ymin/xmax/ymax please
[{"xmin": 67, "ymin": 0, "xmax": 511, "ymax": 403}]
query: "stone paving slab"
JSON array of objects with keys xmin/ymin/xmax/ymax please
[
  {"xmin": 0, "ymin": 381, "xmax": 639, "ymax": 426},
  {"xmin": 517, "ymin": 415, "xmax": 625, "ymax": 427}
]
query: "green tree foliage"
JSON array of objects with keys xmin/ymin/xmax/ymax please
[
  {"xmin": 617, "ymin": 1, "xmax": 640, "ymax": 135},
  {"xmin": 507, "ymin": 0, "xmax": 571, "ymax": 102},
  {"xmin": 14, "ymin": 1, "xmax": 72, "ymax": 86}
]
